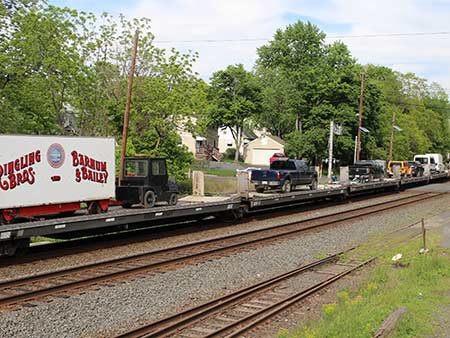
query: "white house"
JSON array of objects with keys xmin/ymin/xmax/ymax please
[
  {"xmin": 217, "ymin": 127, "xmax": 258, "ymax": 156},
  {"xmin": 243, "ymin": 134, "xmax": 285, "ymax": 165},
  {"xmin": 177, "ymin": 116, "xmax": 220, "ymax": 161}
]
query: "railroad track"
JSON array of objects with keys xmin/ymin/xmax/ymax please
[
  {"xmin": 114, "ymin": 223, "xmax": 424, "ymax": 338},
  {"xmin": 0, "ymin": 192, "xmax": 440, "ymax": 310}
]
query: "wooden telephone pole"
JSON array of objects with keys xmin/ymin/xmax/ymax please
[
  {"xmin": 119, "ymin": 30, "xmax": 139, "ymax": 182},
  {"xmin": 356, "ymin": 73, "xmax": 365, "ymax": 161}
]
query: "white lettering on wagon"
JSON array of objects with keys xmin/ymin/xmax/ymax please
[
  {"xmin": 54, "ymin": 224, "xmax": 66, "ymax": 229},
  {"xmin": 155, "ymin": 212, "xmax": 163, "ymax": 217},
  {"xmin": 105, "ymin": 218, "xmax": 115, "ymax": 222}
]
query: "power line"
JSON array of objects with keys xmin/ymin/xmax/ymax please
[{"xmin": 154, "ymin": 31, "xmax": 450, "ymax": 44}]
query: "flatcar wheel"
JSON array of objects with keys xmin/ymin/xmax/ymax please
[
  {"xmin": 168, "ymin": 193, "xmax": 178, "ymax": 206},
  {"xmin": 144, "ymin": 190, "xmax": 156, "ymax": 208},
  {"xmin": 88, "ymin": 201, "xmax": 101, "ymax": 214}
]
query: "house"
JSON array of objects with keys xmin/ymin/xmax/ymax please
[
  {"xmin": 243, "ymin": 134, "xmax": 285, "ymax": 165},
  {"xmin": 177, "ymin": 117, "xmax": 221, "ymax": 161},
  {"xmin": 217, "ymin": 127, "xmax": 258, "ymax": 156}
]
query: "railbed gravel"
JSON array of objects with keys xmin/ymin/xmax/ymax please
[
  {"xmin": 0, "ymin": 185, "xmax": 449, "ymax": 337},
  {"xmin": 0, "ymin": 190, "xmax": 425, "ymax": 281}
]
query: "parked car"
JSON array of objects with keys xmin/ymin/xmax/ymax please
[
  {"xmin": 269, "ymin": 152, "xmax": 287, "ymax": 164},
  {"xmin": 387, "ymin": 160, "xmax": 412, "ymax": 177},
  {"xmin": 349, "ymin": 160, "xmax": 385, "ymax": 183},
  {"xmin": 251, "ymin": 159, "xmax": 317, "ymax": 193},
  {"xmin": 407, "ymin": 161, "xmax": 424, "ymax": 177}
]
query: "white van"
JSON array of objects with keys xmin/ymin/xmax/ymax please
[
  {"xmin": 426, "ymin": 153, "xmax": 444, "ymax": 172},
  {"xmin": 414, "ymin": 154, "xmax": 433, "ymax": 173}
]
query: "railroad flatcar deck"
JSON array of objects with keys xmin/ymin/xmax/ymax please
[
  {"xmin": 246, "ymin": 186, "xmax": 347, "ymax": 208},
  {"xmin": 0, "ymin": 171, "xmax": 448, "ymax": 256},
  {"xmin": 0, "ymin": 199, "xmax": 241, "ymax": 245}
]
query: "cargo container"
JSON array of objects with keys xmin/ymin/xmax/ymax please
[{"xmin": 0, "ymin": 135, "xmax": 115, "ymax": 223}]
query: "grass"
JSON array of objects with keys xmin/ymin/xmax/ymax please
[
  {"xmin": 201, "ymin": 168, "xmax": 237, "ymax": 177},
  {"xmin": 204, "ymin": 176, "xmax": 237, "ymax": 195},
  {"xmin": 281, "ymin": 235, "xmax": 450, "ymax": 338}
]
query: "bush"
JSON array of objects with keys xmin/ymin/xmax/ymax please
[
  {"xmin": 223, "ymin": 148, "xmax": 237, "ymax": 161},
  {"xmin": 177, "ymin": 178, "xmax": 192, "ymax": 195}
]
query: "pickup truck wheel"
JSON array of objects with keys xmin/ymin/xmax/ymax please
[
  {"xmin": 255, "ymin": 186, "xmax": 265, "ymax": 193},
  {"xmin": 168, "ymin": 193, "xmax": 178, "ymax": 206},
  {"xmin": 310, "ymin": 179, "xmax": 318, "ymax": 190},
  {"xmin": 144, "ymin": 190, "xmax": 156, "ymax": 208},
  {"xmin": 281, "ymin": 179, "xmax": 292, "ymax": 193}
]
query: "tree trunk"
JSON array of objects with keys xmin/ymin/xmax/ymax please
[
  {"xmin": 295, "ymin": 112, "xmax": 302, "ymax": 133},
  {"xmin": 234, "ymin": 126, "xmax": 242, "ymax": 162}
]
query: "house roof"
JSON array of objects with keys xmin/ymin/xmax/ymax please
[
  {"xmin": 245, "ymin": 134, "xmax": 285, "ymax": 148},
  {"xmin": 267, "ymin": 134, "xmax": 285, "ymax": 145}
]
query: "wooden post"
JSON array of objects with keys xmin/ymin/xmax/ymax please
[
  {"xmin": 421, "ymin": 218, "xmax": 426, "ymax": 250},
  {"xmin": 192, "ymin": 171, "xmax": 204, "ymax": 196},
  {"xmin": 119, "ymin": 30, "xmax": 139, "ymax": 182},
  {"xmin": 373, "ymin": 307, "xmax": 407, "ymax": 338},
  {"xmin": 237, "ymin": 171, "xmax": 250, "ymax": 198},
  {"xmin": 340, "ymin": 166, "xmax": 349, "ymax": 184}
]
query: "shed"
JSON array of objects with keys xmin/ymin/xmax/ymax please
[{"xmin": 244, "ymin": 134, "xmax": 285, "ymax": 165}]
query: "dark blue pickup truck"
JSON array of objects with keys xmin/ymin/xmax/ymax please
[{"xmin": 250, "ymin": 159, "xmax": 318, "ymax": 193}]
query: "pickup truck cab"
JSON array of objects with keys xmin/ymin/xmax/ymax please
[
  {"xmin": 349, "ymin": 160, "xmax": 385, "ymax": 182},
  {"xmin": 251, "ymin": 159, "xmax": 317, "ymax": 193},
  {"xmin": 116, "ymin": 157, "xmax": 178, "ymax": 208}
]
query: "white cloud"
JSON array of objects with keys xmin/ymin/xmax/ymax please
[{"xmin": 117, "ymin": 0, "xmax": 450, "ymax": 90}]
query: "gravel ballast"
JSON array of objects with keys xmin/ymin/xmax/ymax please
[{"xmin": 0, "ymin": 185, "xmax": 449, "ymax": 337}]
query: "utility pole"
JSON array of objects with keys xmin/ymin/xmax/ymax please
[
  {"xmin": 356, "ymin": 73, "xmax": 365, "ymax": 161},
  {"xmin": 327, "ymin": 120, "xmax": 334, "ymax": 183},
  {"xmin": 389, "ymin": 110, "xmax": 396, "ymax": 161},
  {"xmin": 119, "ymin": 30, "xmax": 139, "ymax": 182}
]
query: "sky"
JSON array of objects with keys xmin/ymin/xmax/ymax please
[{"xmin": 49, "ymin": 0, "xmax": 450, "ymax": 92}]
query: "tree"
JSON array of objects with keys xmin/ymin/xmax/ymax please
[
  {"xmin": 257, "ymin": 21, "xmax": 327, "ymax": 133},
  {"xmin": 208, "ymin": 64, "xmax": 262, "ymax": 161}
]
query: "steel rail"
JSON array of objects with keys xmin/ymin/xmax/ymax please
[
  {"xmin": 0, "ymin": 192, "xmax": 439, "ymax": 308},
  {"xmin": 115, "ymin": 221, "xmax": 423, "ymax": 338}
]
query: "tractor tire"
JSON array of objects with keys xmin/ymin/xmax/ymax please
[
  {"xmin": 143, "ymin": 190, "xmax": 156, "ymax": 208},
  {"xmin": 168, "ymin": 193, "xmax": 178, "ymax": 206}
]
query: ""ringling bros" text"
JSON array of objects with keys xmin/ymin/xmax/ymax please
[{"xmin": 0, "ymin": 151, "xmax": 41, "ymax": 190}]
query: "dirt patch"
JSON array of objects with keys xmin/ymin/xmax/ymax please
[{"xmin": 428, "ymin": 291, "xmax": 450, "ymax": 338}]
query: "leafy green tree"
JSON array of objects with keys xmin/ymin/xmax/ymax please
[{"xmin": 208, "ymin": 64, "xmax": 262, "ymax": 161}]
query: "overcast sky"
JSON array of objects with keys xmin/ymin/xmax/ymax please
[{"xmin": 49, "ymin": 0, "xmax": 450, "ymax": 92}]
